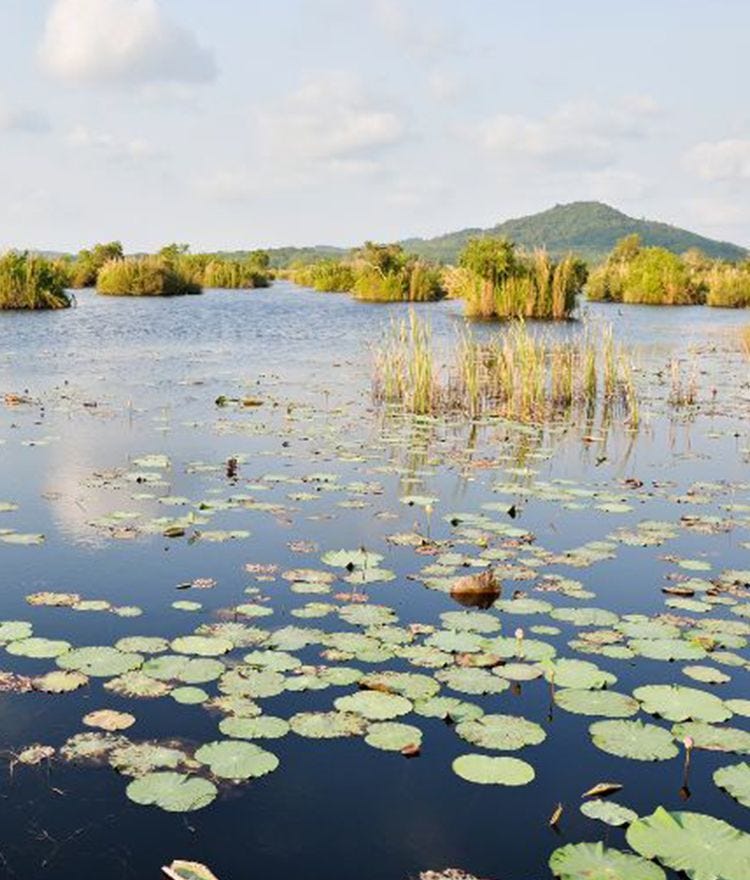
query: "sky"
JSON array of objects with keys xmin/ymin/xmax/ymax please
[{"xmin": 1, "ymin": 0, "xmax": 749, "ymax": 252}]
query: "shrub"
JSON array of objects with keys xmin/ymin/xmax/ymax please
[
  {"xmin": 457, "ymin": 237, "xmax": 586, "ymax": 319},
  {"xmin": 70, "ymin": 241, "xmax": 124, "ymax": 288},
  {"xmin": 0, "ymin": 251, "xmax": 71, "ymax": 310},
  {"xmin": 96, "ymin": 257, "xmax": 202, "ymax": 297}
]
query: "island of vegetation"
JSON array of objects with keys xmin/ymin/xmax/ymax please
[{"xmin": 0, "ymin": 251, "xmax": 71, "ymax": 310}]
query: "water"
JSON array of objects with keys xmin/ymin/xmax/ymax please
[{"xmin": 0, "ymin": 284, "xmax": 748, "ymax": 879}]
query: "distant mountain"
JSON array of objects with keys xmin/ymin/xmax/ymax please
[{"xmin": 399, "ymin": 201, "xmax": 747, "ymax": 264}]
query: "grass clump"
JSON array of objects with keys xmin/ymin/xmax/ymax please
[
  {"xmin": 97, "ymin": 256, "xmax": 202, "ymax": 297},
  {"xmin": 288, "ymin": 259, "xmax": 355, "ymax": 292},
  {"xmin": 453, "ymin": 237, "xmax": 587, "ymax": 320},
  {"xmin": 0, "ymin": 251, "xmax": 71, "ymax": 310},
  {"xmin": 70, "ymin": 241, "xmax": 124, "ymax": 288},
  {"xmin": 374, "ymin": 312, "xmax": 639, "ymax": 426},
  {"xmin": 289, "ymin": 242, "xmax": 443, "ymax": 302}
]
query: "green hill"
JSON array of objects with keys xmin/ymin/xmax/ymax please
[{"xmin": 399, "ymin": 201, "xmax": 747, "ymax": 264}]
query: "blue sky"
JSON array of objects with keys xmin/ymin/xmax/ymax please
[{"xmin": 1, "ymin": 0, "xmax": 749, "ymax": 251}]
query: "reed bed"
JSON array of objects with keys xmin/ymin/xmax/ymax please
[
  {"xmin": 97, "ymin": 257, "xmax": 202, "ymax": 297},
  {"xmin": 373, "ymin": 313, "xmax": 639, "ymax": 425},
  {"xmin": 0, "ymin": 251, "xmax": 71, "ymax": 310},
  {"xmin": 741, "ymin": 325, "xmax": 750, "ymax": 358}
]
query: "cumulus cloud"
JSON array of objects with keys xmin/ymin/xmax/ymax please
[
  {"xmin": 39, "ymin": 0, "xmax": 216, "ymax": 85},
  {"xmin": 262, "ymin": 72, "xmax": 404, "ymax": 168},
  {"xmin": 684, "ymin": 139, "xmax": 750, "ymax": 181},
  {"xmin": 475, "ymin": 95, "xmax": 660, "ymax": 169}
]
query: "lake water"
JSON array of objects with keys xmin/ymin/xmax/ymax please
[{"xmin": 0, "ymin": 283, "xmax": 748, "ymax": 880}]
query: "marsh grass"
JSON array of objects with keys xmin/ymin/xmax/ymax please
[
  {"xmin": 374, "ymin": 313, "xmax": 639, "ymax": 425},
  {"xmin": 668, "ymin": 358, "xmax": 698, "ymax": 407},
  {"xmin": 97, "ymin": 257, "xmax": 202, "ymax": 297},
  {"xmin": 0, "ymin": 251, "xmax": 71, "ymax": 310}
]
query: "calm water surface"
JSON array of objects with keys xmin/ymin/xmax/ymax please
[{"xmin": 0, "ymin": 284, "xmax": 748, "ymax": 880}]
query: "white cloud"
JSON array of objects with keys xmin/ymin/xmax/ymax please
[
  {"xmin": 40, "ymin": 0, "xmax": 216, "ymax": 85},
  {"xmin": 684, "ymin": 139, "xmax": 750, "ymax": 181},
  {"xmin": 194, "ymin": 169, "xmax": 259, "ymax": 203},
  {"xmin": 261, "ymin": 72, "xmax": 404, "ymax": 168},
  {"xmin": 65, "ymin": 124, "xmax": 162, "ymax": 162},
  {"xmin": 475, "ymin": 96, "xmax": 660, "ymax": 170}
]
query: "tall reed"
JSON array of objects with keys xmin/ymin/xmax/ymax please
[
  {"xmin": 374, "ymin": 314, "xmax": 638, "ymax": 426},
  {"xmin": 0, "ymin": 251, "xmax": 71, "ymax": 310},
  {"xmin": 97, "ymin": 257, "xmax": 202, "ymax": 297}
]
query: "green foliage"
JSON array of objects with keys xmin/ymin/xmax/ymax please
[
  {"xmin": 589, "ymin": 235, "xmax": 750, "ymax": 307},
  {"xmin": 289, "ymin": 242, "xmax": 443, "ymax": 302},
  {"xmin": 0, "ymin": 251, "xmax": 71, "ymax": 310},
  {"xmin": 289, "ymin": 259, "xmax": 355, "ymax": 292},
  {"xmin": 97, "ymin": 256, "xmax": 202, "ymax": 297},
  {"xmin": 70, "ymin": 241, "xmax": 124, "ymax": 288},
  {"xmin": 454, "ymin": 237, "xmax": 586, "ymax": 319}
]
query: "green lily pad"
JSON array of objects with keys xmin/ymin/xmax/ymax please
[
  {"xmin": 57, "ymin": 647, "xmax": 143, "ymax": 677},
  {"xmin": 143, "ymin": 655, "xmax": 224, "ymax": 685},
  {"xmin": 321, "ymin": 549, "xmax": 383, "ymax": 569},
  {"xmin": 634, "ymin": 684, "xmax": 732, "ymax": 723},
  {"xmin": 435, "ymin": 667, "xmax": 509, "ymax": 696},
  {"xmin": 543, "ymin": 659, "xmax": 616, "ymax": 690},
  {"xmin": 555, "ymin": 689, "xmax": 639, "ymax": 718},
  {"xmin": 589, "ymin": 720, "xmax": 679, "ymax": 761},
  {"xmin": 334, "ymin": 691, "xmax": 412, "ymax": 720},
  {"xmin": 0, "ymin": 621, "xmax": 33, "ymax": 643},
  {"xmin": 33, "ymin": 670, "xmax": 89, "ymax": 693},
  {"xmin": 7, "ymin": 637, "xmax": 71, "ymax": 658},
  {"xmin": 452, "ymin": 754, "xmax": 534, "ymax": 786},
  {"xmin": 627, "ymin": 807, "xmax": 750, "ymax": 880},
  {"xmin": 455, "ymin": 714, "xmax": 546, "ymax": 751},
  {"xmin": 580, "ymin": 799, "xmax": 638, "ymax": 826},
  {"xmin": 195, "ymin": 740, "xmax": 278, "ymax": 780},
  {"xmin": 126, "ymin": 771, "xmax": 217, "ymax": 812},
  {"xmin": 110, "ymin": 742, "xmax": 188, "ymax": 777},
  {"xmin": 713, "ymin": 763, "xmax": 750, "ymax": 808},
  {"xmin": 365, "ymin": 722, "xmax": 423, "ymax": 752},
  {"xmin": 171, "ymin": 636, "xmax": 233, "ymax": 656},
  {"xmin": 289, "ymin": 711, "xmax": 367, "ymax": 738},
  {"xmin": 550, "ymin": 842, "xmax": 664, "ymax": 880},
  {"xmin": 672, "ymin": 722, "xmax": 750, "ymax": 754},
  {"xmin": 219, "ymin": 716, "xmax": 290, "ymax": 739},
  {"xmin": 171, "ymin": 686, "xmax": 209, "ymax": 704},
  {"xmin": 104, "ymin": 671, "xmax": 172, "ymax": 698}
]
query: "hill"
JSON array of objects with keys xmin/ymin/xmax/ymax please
[{"xmin": 399, "ymin": 201, "xmax": 747, "ymax": 264}]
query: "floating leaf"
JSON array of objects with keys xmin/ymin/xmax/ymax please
[
  {"xmin": 334, "ymin": 690, "xmax": 412, "ymax": 720},
  {"xmin": 289, "ymin": 711, "xmax": 366, "ymax": 738},
  {"xmin": 589, "ymin": 720, "xmax": 678, "ymax": 761},
  {"xmin": 58, "ymin": 647, "xmax": 143, "ymax": 677},
  {"xmin": 195, "ymin": 740, "xmax": 278, "ymax": 780},
  {"xmin": 126, "ymin": 772, "xmax": 217, "ymax": 812},
  {"xmin": 671, "ymin": 722, "xmax": 750, "ymax": 755},
  {"xmin": 365, "ymin": 722, "xmax": 423, "ymax": 752},
  {"xmin": 455, "ymin": 714, "xmax": 546, "ymax": 751},
  {"xmin": 550, "ymin": 842, "xmax": 664, "ymax": 880},
  {"xmin": 7, "ymin": 637, "xmax": 71, "ymax": 658},
  {"xmin": 219, "ymin": 716, "xmax": 289, "ymax": 740},
  {"xmin": 713, "ymin": 763, "xmax": 750, "ymax": 808},
  {"xmin": 580, "ymin": 799, "xmax": 638, "ymax": 826},
  {"xmin": 634, "ymin": 684, "xmax": 732, "ymax": 723},
  {"xmin": 627, "ymin": 807, "xmax": 750, "ymax": 880},
  {"xmin": 555, "ymin": 689, "xmax": 639, "ymax": 718},
  {"xmin": 83, "ymin": 709, "xmax": 136, "ymax": 731},
  {"xmin": 452, "ymin": 754, "xmax": 534, "ymax": 786}
]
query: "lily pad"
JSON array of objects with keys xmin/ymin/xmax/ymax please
[
  {"xmin": 219, "ymin": 716, "xmax": 290, "ymax": 739},
  {"xmin": 58, "ymin": 647, "xmax": 143, "ymax": 677},
  {"xmin": 627, "ymin": 807, "xmax": 750, "ymax": 880},
  {"xmin": 289, "ymin": 711, "xmax": 367, "ymax": 738},
  {"xmin": 365, "ymin": 722, "xmax": 423, "ymax": 752},
  {"xmin": 580, "ymin": 799, "xmax": 638, "ymax": 826},
  {"xmin": 550, "ymin": 842, "xmax": 664, "ymax": 880},
  {"xmin": 334, "ymin": 691, "xmax": 412, "ymax": 720},
  {"xmin": 455, "ymin": 714, "xmax": 546, "ymax": 751},
  {"xmin": 555, "ymin": 689, "xmax": 639, "ymax": 718},
  {"xmin": 713, "ymin": 763, "xmax": 750, "ymax": 808},
  {"xmin": 126, "ymin": 772, "xmax": 217, "ymax": 812},
  {"xmin": 634, "ymin": 684, "xmax": 732, "ymax": 723},
  {"xmin": 452, "ymin": 754, "xmax": 534, "ymax": 786},
  {"xmin": 589, "ymin": 720, "xmax": 679, "ymax": 761},
  {"xmin": 195, "ymin": 740, "xmax": 279, "ymax": 780}
]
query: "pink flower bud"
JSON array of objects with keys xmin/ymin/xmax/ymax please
[
  {"xmin": 515, "ymin": 628, "xmax": 524, "ymax": 640},
  {"xmin": 683, "ymin": 736, "xmax": 694, "ymax": 750}
]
